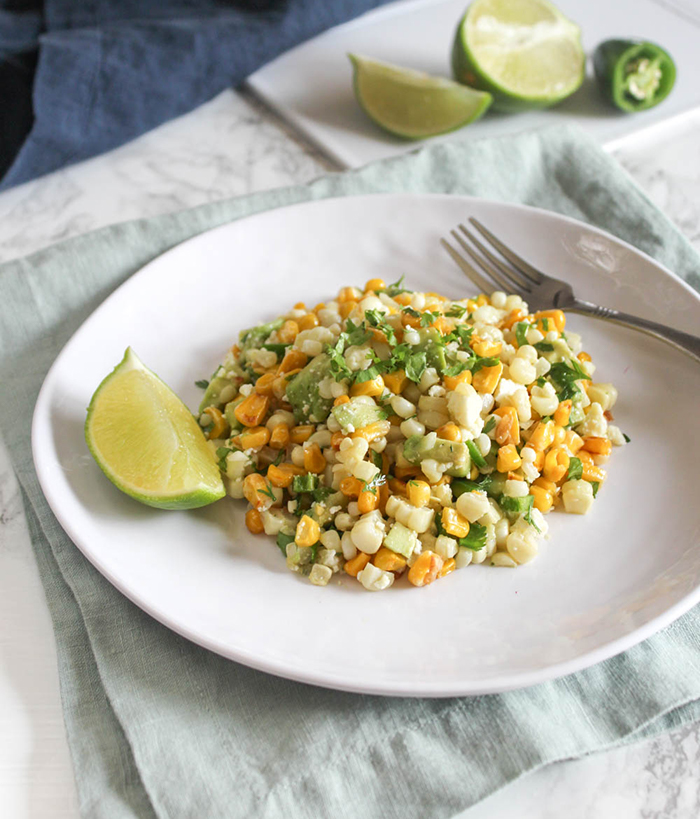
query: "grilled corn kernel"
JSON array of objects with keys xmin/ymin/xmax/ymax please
[
  {"xmin": 407, "ymin": 479, "xmax": 431, "ymax": 507},
  {"xmin": 582, "ymin": 436, "xmax": 612, "ymax": 456},
  {"xmin": 497, "ymin": 444, "xmax": 522, "ymax": 473},
  {"xmin": 297, "ymin": 313, "xmax": 319, "ymax": 331},
  {"xmin": 303, "ymin": 442, "xmax": 326, "ymax": 474},
  {"xmin": 443, "ymin": 370, "xmax": 472, "ymax": 391},
  {"xmin": 269, "ymin": 423, "xmax": 290, "ymax": 450},
  {"xmin": 472, "ymin": 362, "xmax": 503, "ymax": 394},
  {"xmin": 533, "ymin": 309, "xmax": 565, "ymax": 333},
  {"xmin": 352, "ymin": 420, "xmax": 392, "ymax": 442},
  {"xmin": 340, "ymin": 476, "xmax": 363, "ymax": 497},
  {"xmin": 344, "ymin": 551, "xmax": 371, "ymax": 577},
  {"xmin": 528, "ymin": 420, "xmax": 555, "ymax": 451},
  {"xmin": 441, "ymin": 508, "xmax": 470, "ymax": 538},
  {"xmin": 267, "ymin": 463, "xmax": 304, "ymax": 488},
  {"xmin": 407, "ymin": 550, "xmax": 444, "ymax": 587},
  {"xmin": 350, "ymin": 376, "xmax": 385, "ymax": 397},
  {"xmin": 278, "ymin": 320, "xmax": 299, "ymax": 344},
  {"xmin": 243, "ymin": 473, "xmax": 272, "ymax": 510},
  {"xmin": 383, "ymin": 369, "xmax": 407, "ymax": 394},
  {"xmin": 245, "ymin": 508, "xmax": 265, "ymax": 534},
  {"xmin": 553, "ymin": 399, "xmax": 572, "ymax": 427},
  {"xmin": 278, "ymin": 349, "xmax": 308, "ymax": 374},
  {"xmin": 204, "ymin": 407, "xmax": 228, "ymax": 439},
  {"xmin": 373, "ymin": 546, "xmax": 407, "ymax": 572},
  {"xmin": 582, "ymin": 462, "xmax": 606, "ymax": 483},
  {"xmin": 543, "ymin": 446, "xmax": 570, "ymax": 483},
  {"xmin": 358, "ymin": 488, "xmax": 379, "ymax": 514},
  {"xmin": 339, "ymin": 300, "xmax": 358, "ymax": 319},
  {"xmin": 494, "ymin": 406, "xmax": 520, "ymax": 446},
  {"xmin": 432, "ymin": 316, "xmax": 453, "ymax": 336},
  {"xmin": 295, "ymin": 514, "xmax": 320, "ymax": 547},
  {"xmin": 254, "ymin": 372, "xmax": 277, "ymax": 396},
  {"xmin": 471, "ymin": 337, "xmax": 502, "ymax": 357},
  {"xmin": 439, "ymin": 557, "xmax": 456, "ymax": 578},
  {"xmin": 529, "ymin": 485, "xmax": 554, "ymax": 513},
  {"xmin": 290, "ymin": 424, "xmax": 315, "ymax": 444},
  {"xmin": 239, "ymin": 426, "xmax": 270, "ymax": 450},
  {"xmin": 338, "ymin": 286, "xmax": 360, "ymax": 304},
  {"xmin": 234, "ymin": 393, "xmax": 270, "ymax": 428},
  {"xmin": 578, "ymin": 351, "xmax": 592, "ymax": 363},
  {"xmin": 563, "ymin": 429, "xmax": 584, "ymax": 454}
]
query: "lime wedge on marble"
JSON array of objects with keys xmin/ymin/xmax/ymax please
[
  {"xmin": 85, "ymin": 348, "xmax": 225, "ymax": 510},
  {"xmin": 350, "ymin": 53, "xmax": 492, "ymax": 139},
  {"xmin": 452, "ymin": 0, "xmax": 585, "ymax": 111}
]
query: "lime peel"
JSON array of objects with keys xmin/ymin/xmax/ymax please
[
  {"xmin": 85, "ymin": 347, "xmax": 225, "ymax": 510},
  {"xmin": 350, "ymin": 53, "xmax": 492, "ymax": 140}
]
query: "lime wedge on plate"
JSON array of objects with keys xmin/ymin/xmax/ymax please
[
  {"xmin": 85, "ymin": 348, "xmax": 225, "ymax": 510},
  {"xmin": 350, "ymin": 53, "xmax": 492, "ymax": 139},
  {"xmin": 452, "ymin": 0, "xmax": 585, "ymax": 111}
]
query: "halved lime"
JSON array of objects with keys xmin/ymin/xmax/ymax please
[
  {"xmin": 350, "ymin": 53, "xmax": 492, "ymax": 139},
  {"xmin": 85, "ymin": 348, "xmax": 225, "ymax": 510},
  {"xmin": 452, "ymin": 0, "xmax": 585, "ymax": 111}
]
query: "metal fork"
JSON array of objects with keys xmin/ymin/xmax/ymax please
[{"xmin": 441, "ymin": 218, "xmax": 700, "ymax": 363}]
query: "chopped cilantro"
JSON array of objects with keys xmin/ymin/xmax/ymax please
[
  {"xmin": 590, "ymin": 481, "xmax": 600, "ymax": 497},
  {"xmin": 364, "ymin": 309, "xmax": 397, "ymax": 346},
  {"xmin": 451, "ymin": 475, "xmax": 493, "ymax": 497},
  {"xmin": 313, "ymin": 486, "xmax": 334, "ymax": 504},
  {"xmin": 445, "ymin": 324, "xmax": 474, "ymax": 348},
  {"xmin": 446, "ymin": 304, "xmax": 467, "ymax": 318},
  {"xmin": 541, "ymin": 317, "xmax": 550, "ymax": 331},
  {"xmin": 258, "ymin": 482, "xmax": 277, "ymax": 503},
  {"xmin": 371, "ymin": 450, "xmax": 383, "ymax": 470},
  {"xmin": 460, "ymin": 522, "xmax": 488, "ymax": 551},
  {"xmin": 402, "ymin": 306, "xmax": 421, "ymax": 318},
  {"xmin": 465, "ymin": 439, "xmax": 487, "ymax": 469},
  {"xmin": 405, "ymin": 350, "xmax": 428, "ymax": 383},
  {"xmin": 354, "ymin": 365, "xmax": 382, "ymax": 384},
  {"xmin": 500, "ymin": 494, "xmax": 534, "ymax": 520},
  {"xmin": 523, "ymin": 507, "xmax": 541, "ymax": 532},
  {"xmin": 194, "ymin": 379, "xmax": 209, "ymax": 390},
  {"xmin": 549, "ymin": 359, "xmax": 591, "ymax": 401},
  {"xmin": 262, "ymin": 342, "xmax": 290, "ymax": 358},
  {"xmin": 623, "ymin": 432, "xmax": 631, "ymax": 443},
  {"xmin": 326, "ymin": 337, "xmax": 352, "ymax": 382},
  {"xmin": 483, "ymin": 416, "xmax": 496, "ymax": 434},
  {"xmin": 442, "ymin": 360, "xmax": 470, "ymax": 378},
  {"xmin": 420, "ymin": 310, "xmax": 440, "ymax": 327},
  {"xmin": 471, "ymin": 355, "xmax": 501, "ymax": 373},
  {"xmin": 533, "ymin": 341, "xmax": 554, "ymax": 352},
  {"xmin": 345, "ymin": 318, "xmax": 372, "ymax": 347},
  {"xmin": 515, "ymin": 322, "xmax": 529, "ymax": 348},
  {"xmin": 384, "ymin": 276, "xmax": 410, "ymax": 297},
  {"xmin": 215, "ymin": 446, "xmax": 234, "ymax": 471},
  {"xmin": 567, "ymin": 457, "xmax": 583, "ymax": 481}
]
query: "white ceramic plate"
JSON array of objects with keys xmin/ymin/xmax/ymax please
[{"xmin": 32, "ymin": 194, "xmax": 700, "ymax": 697}]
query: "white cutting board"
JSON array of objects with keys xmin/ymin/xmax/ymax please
[{"xmin": 247, "ymin": 0, "xmax": 700, "ymax": 167}]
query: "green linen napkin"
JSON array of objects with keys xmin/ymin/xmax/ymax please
[{"xmin": 2, "ymin": 124, "xmax": 700, "ymax": 819}]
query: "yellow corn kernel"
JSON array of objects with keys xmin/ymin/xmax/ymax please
[
  {"xmin": 439, "ymin": 557, "xmax": 456, "ymax": 578},
  {"xmin": 293, "ymin": 302, "xmax": 306, "ymax": 311},
  {"xmin": 582, "ymin": 463, "xmax": 606, "ymax": 483},
  {"xmin": 269, "ymin": 423, "xmax": 290, "ymax": 450},
  {"xmin": 388, "ymin": 477, "xmax": 408, "ymax": 497},
  {"xmin": 407, "ymin": 550, "xmax": 444, "ymax": 587},
  {"xmin": 551, "ymin": 425, "xmax": 566, "ymax": 447},
  {"xmin": 339, "ymin": 300, "xmax": 358, "ymax": 320},
  {"xmin": 466, "ymin": 299, "xmax": 478, "ymax": 312},
  {"xmin": 278, "ymin": 349, "xmax": 308, "ymax": 374},
  {"xmin": 303, "ymin": 443, "xmax": 326, "ymax": 474},
  {"xmin": 245, "ymin": 508, "xmax": 265, "ymax": 534},
  {"xmin": 340, "ymin": 476, "xmax": 363, "ymax": 497},
  {"xmin": 407, "ymin": 479, "xmax": 431, "ymax": 507},
  {"xmin": 582, "ymin": 437, "xmax": 612, "ymax": 456},
  {"xmin": 295, "ymin": 514, "xmax": 320, "ymax": 547},
  {"xmin": 432, "ymin": 316, "xmax": 453, "ymax": 336},
  {"xmin": 204, "ymin": 406, "xmax": 228, "ymax": 439},
  {"xmin": 352, "ymin": 420, "xmax": 392, "ymax": 442},
  {"xmin": 312, "ymin": 302, "xmax": 326, "ymax": 314},
  {"xmin": 338, "ymin": 286, "xmax": 360, "ymax": 304},
  {"xmin": 528, "ymin": 420, "xmax": 555, "ymax": 451},
  {"xmin": 234, "ymin": 393, "xmax": 270, "ymax": 428},
  {"xmin": 501, "ymin": 307, "xmax": 527, "ymax": 330},
  {"xmin": 533, "ymin": 476, "xmax": 558, "ymax": 493},
  {"xmin": 543, "ymin": 446, "xmax": 570, "ymax": 483},
  {"xmin": 563, "ymin": 429, "xmax": 584, "ymax": 453},
  {"xmin": 441, "ymin": 507, "xmax": 470, "ymax": 538},
  {"xmin": 383, "ymin": 369, "xmax": 407, "ymax": 394},
  {"xmin": 472, "ymin": 362, "xmax": 503, "ymax": 394},
  {"xmin": 577, "ymin": 351, "xmax": 592, "ymax": 363},
  {"xmin": 443, "ymin": 370, "xmax": 472, "ymax": 391},
  {"xmin": 401, "ymin": 310, "xmax": 422, "ymax": 329},
  {"xmin": 297, "ymin": 313, "xmax": 319, "ymax": 331},
  {"xmin": 436, "ymin": 422, "xmax": 461, "ymax": 442},
  {"xmin": 577, "ymin": 450, "xmax": 594, "ymax": 465},
  {"xmin": 476, "ymin": 294, "xmax": 488, "ymax": 306},
  {"xmin": 266, "ymin": 463, "xmax": 304, "ymax": 488},
  {"xmin": 239, "ymin": 425, "xmax": 271, "ymax": 450},
  {"xmin": 553, "ymin": 399, "xmax": 572, "ymax": 427},
  {"xmin": 373, "ymin": 546, "xmax": 406, "ymax": 572},
  {"xmin": 494, "ymin": 406, "xmax": 520, "ymax": 446},
  {"xmin": 529, "ymin": 485, "xmax": 554, "ymax": 513},
  {"xmin": 497, "ymin": 444, "xmax": 522, "ymax": 473},
  {"xmin": 331, "ymin": 396, "xmax": 349, "ymax": 409},
  {"xmin": 533, "ymin": 309, "xmax": 566, "ymax": 333},
  {"xmin": 290, "ymin": 424, "xmax": 315, "ymax": 444},
  {"xmin": 393, "ymin": 292, "xmax": 412, "ymax": 306},
  {"xmin": 278, "ymin": 320, "xmax": 299, "ymax": 344},
  {"xmin": 254, "ymin": 372, "xmax": 277, "ymax": 396},
  {"xmin": 471, "ymin": 336, "xmax": 502, "ymax": 357},
  {"xmin": 243, "ymin": 473, "xmax": 271, "ymax": 510},
  {"xmin": 365, "ymin": 277, "xmax": 385, "ymax": 292},
  {"xmin": 350, "ymin": 375, "xmax": 385, "ymax": 397},
  {"xmin": 358, "ymin": 488, "xmax": 379, "ymax": 514},
  {"xmin": 330, "ymin": 431, "xmax": 345, "ymax": 449},
  {"xmin": 345, "ymin": 551, "xmax": 371, "ymax": 577}
]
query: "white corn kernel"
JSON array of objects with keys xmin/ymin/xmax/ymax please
[
  {"xmin": 455, "ymin": 547, "xmax": 473, "ymax": 568},
  {"xmin": 435, "ymin": 535, "xmax": 458, "ymax": 560},
  {"xmin": 509, "ymin": 356, "xmax": 537, "ymax": 385},
  {"xmin": 357, "ymin": 563, "xmax": 395, "ymax": 591},
  {"xmin": 506, "ymin": 530, "xmax": 538, "ymax": 564},
  {"xmin": 350, "ymin": 510, "xmax": 386, "ymax": 554},
  {"xmin": 400, "ymin": 417, "xmax": 425, "ymax": 438},
  {"xmin": 492, "ymin": 553, "xmax": 518, "ymax": 568},
  {"xmin": 320, "ymin": 529, "xmax": 341, "ymax": 552},
  {"xmin": 504, "ymin": 479, "xmax": 529, "ymax": 498},
  {"xmin": 562, "ymin": 479, "xmax": 595, "ymax": 515},
  {"xmin": 456, "ymin": 490, "xmax": 491, "ymax": 523},
  {"xmin": 335, "ymin": 512, "xmax": 354, "ymax": 532},
  {"xmin": 309, "ymin": 564, "xmax": 333, "ymax": 586}
]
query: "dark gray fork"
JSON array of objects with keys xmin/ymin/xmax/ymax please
[{"xmin": 441, "ymin": 217, "xmax": 700, "ymax": 363}]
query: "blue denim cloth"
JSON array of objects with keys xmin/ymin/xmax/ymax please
[{"xmin": 0, "ymin": 0, "xmax": 392, "ymax": 190}]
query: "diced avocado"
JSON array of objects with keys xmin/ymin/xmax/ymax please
[
  {"xmin": 292, "ymin": 474, "xmax": 319, "ymax": 494},
  {"xmin": 239, "ymin": 317, "xmax": 284, "ymax": 352},
  {"xmin": 418, "ymin": 328, "xmax": 447, "ymax": 372},
  {"xmin": 499, "ymin": 494, "xmax": 534, "ymax": 521},
  {"xmin": 224, "ymin": 396, "xmax": 246, "ymax": 433},
  {"xmin": 286, "ymin": 353, "xmax": 334, "ymax": 423},
  {"xmin": 402, "ymin": 433, "xmax": 470, "ymax": 477},
  {"xmin": 383, "ymin": 521, "xmax": 418, "ymax": 558},
  {"xmin": 198, "ymin": 366, "xmax": 238, "ymax": 414},
  {"xmin": 332, "ymin": 397, "xmax": 385, "ymax": 434},
  {"xmin": 568, "ymin": 401, "xmax": 585, "ymax": 426}
]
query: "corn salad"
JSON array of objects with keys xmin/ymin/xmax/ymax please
[{"xmin": 196, "ymin": 278, "xmax": 625, "ymax": 590}]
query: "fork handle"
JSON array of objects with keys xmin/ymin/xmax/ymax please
[{"xmin": 568, "ymin": 298, "xmax": 700, "ymax": 364}]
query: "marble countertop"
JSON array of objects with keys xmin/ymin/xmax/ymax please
[{"xmin": 1, "ymin": 87, "xmax": 699, "ymax": 819}]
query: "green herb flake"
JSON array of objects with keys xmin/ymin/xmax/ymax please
[
  {"xmin": 194, "ymin": 379, "xmax": 209, "ymax": 390},
  {"xmin": 590, "ymin": 481, "xmax": 600, "ymax": 498},
  {"xmin": 258, "ymin": 482, "xmax": 277, "ymax": 503},
  {"xmin": 276, "ymin": 532, "xmax": 295, "ymax": 557},
  {"xmin": 623, "ymin": 432, "xmax": 631, "ymax": 443},
  {"xmin": 446, "ymin": 304, "xmax": 467, "ymax": 318},
  {"xmin": 465, "ymin": 439, "xmax": 487, "ymax": 469},
  {"xmin": 460, "ymin": 522, "xmax": 488, "ymax": 551},
  {"xmin": 384, "ymin": 276, "xmax": 410, "ymax": 298},
  {"xmin": 515, "ymin": 322, "xmax": 529, "ymax": 348},
  {"xmin": 405, "ymin": 350, "xmax": 428, "ymax": 383},
  {"xmin": 567, "ymin": 457, "xmax": 583, "ymax": 481},
  {"xmin": 533, "ymin": 341, "xmax": 554, "ymax": 352},
  {"xmin": 262, "ymin": 342, "xmax": 290, "ymax": 358},
  {"xmin": 483, "ymin": 416, "xmax": 496, "ymax": 434}
]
